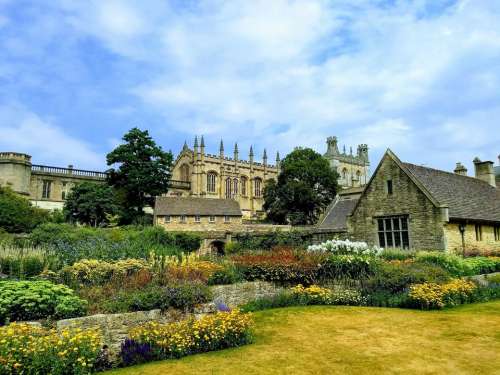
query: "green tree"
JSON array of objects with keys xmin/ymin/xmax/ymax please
[
  {"xmin": 0, "ymin": 186, "xmax": 49, "ymax": 233},
  {"xmin": 64, "ymin": 182, "xmax": 118, "ymax": 227},
  {"xmin": 263, "ymin": 148, "xmax": 338, "ymax": 225},
  {"xmin": 106, "ymin": 128, "xmax": 173, "ymax": 222}
]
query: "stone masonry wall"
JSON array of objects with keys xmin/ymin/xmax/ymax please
[
  {"xmin": 348, "ymin": 155, "xmax": 446, "ymax": 250},
  {"xmin": 444, "ymin": 223, "xmax": 500, "ymax": 254},
  {"xmin": 55, "ymin": 281, "xmax": 281, "ymax": 356}
]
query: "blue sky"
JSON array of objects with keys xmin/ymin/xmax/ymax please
[{"xmin": 0, "ymin": 0, "xmax": 499, "ymax": 173}]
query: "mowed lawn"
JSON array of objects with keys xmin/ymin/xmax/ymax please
[{"xmin": 109, "ymin": 301, "xmax": 500, "ymax": 375}]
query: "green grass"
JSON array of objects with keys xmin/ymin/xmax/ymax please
[{"xmin": 108, "ymin": 301, "xmax": 500, "ymax": 374}]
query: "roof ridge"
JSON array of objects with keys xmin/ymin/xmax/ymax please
[{"xmin": 403, "ymin": 162, "xmax": 496, "ymax": 187}]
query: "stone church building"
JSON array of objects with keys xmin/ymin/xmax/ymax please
[{"xmin": 168, "ymin": 137, "xmax": 280, "ymax": 219}]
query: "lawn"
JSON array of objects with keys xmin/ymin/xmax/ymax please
[{"xmin": 108, "ymin": 301, "xmax": 500, "ymax": 375}]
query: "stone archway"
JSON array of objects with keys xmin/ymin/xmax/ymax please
[{"xmin": 210, "ymin": 240, "xmax": 226, "ymax": 255}]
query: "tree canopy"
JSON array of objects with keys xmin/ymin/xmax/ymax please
[
  {"xmin": 63, "ymin": 182, "xmax": 118, "ymax": 227},
  {"xmin": 106, "ymin": 128, "xmax": 173, "ymax": 222},
  {"xmin": 263, "ymin": 148, "xmax": 338, "ymax": 225},
  {"xmin": 0, "ymin": 187, "xmax": 49, "ymax": 233}
]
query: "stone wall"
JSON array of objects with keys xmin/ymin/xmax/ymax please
[
  {"xmin": 444, "ymin": 223, "xmax": 500, "ymax": 254},
  {"xmin": 348, "ymin": 154, "xmax": 446, "ymax": 250},
  {"xmin": 157, "ymin": 214, "xmax": 244, "ymax": 232},
  {"xmin": 54, "ymin": 281, "xmax": 281, "ymax": 356}
]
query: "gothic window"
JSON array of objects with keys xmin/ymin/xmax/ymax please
[
  {"xmin": 241, "ymin": 176, "xmax": 248, "ymax": 196},
  {"xmin": 377, "ymin": 216, "xmax": 409, "ymax": 249},
  {"xmin": 42, "ymin": 180, "xmax": 52, "ymax": 199},
  {"xmin": 180, "ymin": 164, "xmax": 190, "ymax": 182},
  {"xmin": 233, "ymin": 178, "xmax": 239, "ymax": 196},
  {"xmin": 342, "ymin": 168, "xmax": 347, "ymax": 180},
  {"xmin": 225, "ymin": 177, "xmax": 232, "ymax": 199},
  {"xmin": 254, "ymin": 178, "xmax": 262, "ymax": 198},
  {"xmin": 207, "ymin": 172, "xmax": 217, "ymax": 193}
]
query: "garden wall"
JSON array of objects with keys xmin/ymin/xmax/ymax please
[{"xmin": 54, "ymin": 281, "xmax": 282, "ymax": 355}]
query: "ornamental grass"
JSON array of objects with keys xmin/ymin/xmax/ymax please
[
  {"xmin": 121, "ymin": 310, "xmax": 253, "ymax": 366},
  {"xmin": 0, "ymin": 323, "xmax": 101, "ymax": 375}
]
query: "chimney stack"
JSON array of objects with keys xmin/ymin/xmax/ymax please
[
  {"xmin": 454, "ymin": 162, "xmax": 467, "ymax": 176},
  {"xmin": 473, "ymin": 157, "xmax": 496, "ymax": 187}
]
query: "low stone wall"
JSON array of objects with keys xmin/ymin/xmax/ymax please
[{"xmin": 54, "ymin": 281, "xmax": 282, "ymax": 356}]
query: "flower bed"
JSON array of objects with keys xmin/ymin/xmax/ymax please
[
  {"xmin": 307, "ymin": 239, "xmax": 382, "ymax": 256},
  {"xmin": 408, "ymin": 279, "xmax": 477, "ymax": 309},
  {"xmin": 0, "ymin": 323, "xmax": 102, "ymax": 374},
  {"xmin": 120, "ymin": 310, "xmax": 253, "ymax": 366}
]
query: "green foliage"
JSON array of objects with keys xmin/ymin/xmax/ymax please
[
  {"xmin": 106, "ymin": 127, "xmax": 173, "ymax": 223},
  {"xmin": 363, "ymin": 261, "xmax": 451, "ymax": 295},
  {"xmin": 64, "ymin": 182, "xmax": 119, "ymax": 227},
  {"xmin": 234, "ymin": 230, "xmax": 315, "ymax": 251},
  {"xmin": 318, "ymin": 255, "xmax": 380, "ymax": 281},
  {"xmin": 380, "ymin": 248, "xmax": 416, "ymax": 261},
  {"xmin": 263, "ymin": 148, "xmax": 338, "ymax": 225},
  {"xmin": 207, "ymin": 263, "xmax": 243, "ymax": 285},
  {"xmin": 416, "ymin": 251, "xmax": 500, "ymax": 276},
  {"xmin": 0, "ymin": 186, "xmax": 49, "ymax": 233},
  {"xmin": 28, "ymin": 224, "xmax": 200, "ymax": 264},
  {"xmin": 0, "ymin": 280, "xmax": 87, "ymax": 322},
  {"xmin": 102, "ymin": 283, "xmax": 211, "ymax": 313},
  {"xmin": 0, "ymin": 246, "xmax": 61, "ymax": 278}
]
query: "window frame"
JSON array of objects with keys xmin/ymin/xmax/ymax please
[
  {"xmin": 180, "ymin": 215, "xmax": 187, "ymax": 223},
  {"xmin": 254, "ymin": 178, "xmax": 262, "ymax": 198},
  {"xmin": 164, "ymin": 215, "xmax": 171, "ymax": 223},
  {"xmin": 194, "ymin": 215, "xmax": 201, "ymax": 223},
  {"xmin": 377, "ymin": 215, "xmax": 410, "ymax": 249},
  {"xmin": 207, "ymin": 172, "xmax": 217, "ymax": 193},
  {"xmin": 241, "ymin": 176, "xmax": 248, "ymax": 196},
  {"xmin": 495, "ymin": 226, "xmax": 500, "ymax": 241},
  {"xmin": 386, "ymin": 180, "xmax": 393, "ymax": 195},
  {"xmin": 42, "ymin": 180, "xmax": 52, "ymax": 199},
  {"xmin": 224, "ymin": 215, "xmax": 231, "ymax": 223},
  {"xmin": 209, "ymin": 215, "xmax": 216, "ymax": 223},
  {"xmin": 475, "ymin": 224, "xmax": 483, "ymax": 241}
]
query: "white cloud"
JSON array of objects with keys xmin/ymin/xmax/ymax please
[{"xmin": 0, "ymin": 104, "xmax": 104, "ymax": 170}]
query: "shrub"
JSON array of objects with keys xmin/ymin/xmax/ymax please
[
  {"xmin": 0, "ymin": 245, "xmax": 61, "ymax": 279},
  {"xmin": 416, "ymin": 252, "xmax": 500, "ymax": 276},
  {"xmin": 363, "ymin": 261, "xmax": 451, "ymax": 295},
  {"xmin": 122, "ymin": 310, "xmax": 253, "ymax": 365},
  {"xmin": 61, "ymin": 258, "xmax": 150, "ymax": 286},
  {"xmin": 0, "ymin": 323, "xmax": 101, "ymax": 374},
  {"xmin": 102, "ymin": 283, "xmax": 211, "ymax": 313},
  {"xmin": 28, "ymin": 224, "xmax": 201, "ymax": 264},
  {"xmin": 232, "ymin": 249, "xmax": 321, "ymax": 285},
  {"xmin": 408, "ymin": 279, "xmax": 477, "ymax": 309},
  {"xmin": 318, "ymin": 255, "xmax": 379, "ymax": 281},
  {"xmin": 234, "ymin": 230, "xmax": 315, "ymax": 251},
  {"xmin": 207, "ymin": 263, "xmax": 243, "ymax": 285},
  {"xmin": 380, "ymin": 248, "xmax": 416, "ymax": 261},
  {"xmin": 0, "ymin": 280, "xmax": 87, "ymax": 323},
  {"xmin": 486, "ymin": 273, "xmax": 500, "ymax": 286},
  {"xmin": 0, "ymin": 186, "xmax": 49, "ymax": 233},
  {"xmin": 307, "ymin": 239, "xmax": 382, "ymax": 256},
  {"xmin": 364, "ymin": 291, "xmax": 410, "ymax": 308}
]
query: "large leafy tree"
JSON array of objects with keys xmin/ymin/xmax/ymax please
[
  {"xmin": 63, "ymin": 182, "xmax": 118, "ymax": 227},
  {"xmin": 0, "ymin": 187, "xmax": 49, "ymax": 233},
  {"xmin": 106, "ymin": 128, "xmax": 173, "ymax": 221},
  {"xmin": 263, "ymin": 148, "xmax": 338, "ymax": 225}
]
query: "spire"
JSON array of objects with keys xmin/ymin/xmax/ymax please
[
  {"xmin": 194, "ymin": 136, "xmax": 199, "ymax": 149},
  {"xmin": 276, "ymin": 151, "xmax": 280, "ymax": 163},
  {"xmin": 200, "ymin": 135, "xmax": 205, "ymax": 148},
  {"xmin": 343, "ymin": 145, "xmax": 346, "ymax": 154},
  {"xmin": 182, "ymin": 140, "xmax": 188, "ymax": 151},
  {"xmin": 249, "ymin": 146, "xmax": 254, "ymax": 163},
  {"xmin": 234, "ymin": 143, "xmax": 239, "ymax": 160},
  {"xmin": 263, "ymin": 149, "xmax": 268, "ymax": 165},
  {"xmin": 219, "ymin": 139, "xmax": 224, "ymax": 158}
]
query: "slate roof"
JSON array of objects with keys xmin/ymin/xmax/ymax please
[
  {"xmin": 402, "ymin": 162, "xmax": 500, "ymax": 223},
  {"xmin": 318, "ymin": 198, "xmax": 359, "ymax": 231},
  {"xmin": 155, "ymin": 197, "xmax": 242, "ymax": 216}
]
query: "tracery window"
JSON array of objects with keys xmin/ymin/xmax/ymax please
[
  {"xmin": 254, "ymin": 178, "xmax": 262, "ymax": 198},
  {"xmin": 207, "ymin": 172, "xmax": 217, "ymax": 193}
]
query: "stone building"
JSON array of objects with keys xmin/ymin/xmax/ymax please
[
  {"xmin": 154, "ymin": 196, "xmax": 243, "ymax": 232},
  {"xmin": 0, "ymin": 152, "xmax": 107, "ymax": 210},
  {"xmin": 323, "ymin": 136, "xmax": 369, "ymax": 188},
  {"xmin": 168, "ymin": 137, "xmax": 279, "ymax": 219},
  {"xmin": 347, "ymin": 150, "xmax": 500, "ymax": 253}
]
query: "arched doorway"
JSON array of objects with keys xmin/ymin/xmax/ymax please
[{"xmin": 210, "ymin": 240, "xmax": 225, "ymax": 255}]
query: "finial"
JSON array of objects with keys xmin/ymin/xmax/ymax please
[
  {"xmin": 219, "ymin": 139, "xmax": 224, "ymax": 152},
  {"xmin": 182, "ymin": 140, "xmax": 188, "ymax": 151},
  {"xmin": 276, "ymin": 151, "xmax": 280, "ymax": 162},
  {"xmin": 234, "ymin": 142, "xmax": 238, "ymax": 153},
  {"xmin": 200, "ymin": 135, "xmax": 205, "ymax": 148},
  {"xmin": 263, "ymin": 149, "xmax": 267, "ymax": 159},
  {"xmin": 194, "ymin": 136, "xmax": 198, "ymax": 148},
  {"xmin": 249, "ymin": 145, "xmax": 254, "ymax": 157}
]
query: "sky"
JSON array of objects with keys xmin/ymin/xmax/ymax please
[{"xmin": 0, "ymin": 0, "xmax": 499, "ymax": 174}]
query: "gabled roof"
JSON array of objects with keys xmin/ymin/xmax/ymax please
[
  {"xmin": 155, "ymin": 197, "xmax": 242, "ymax": 216},
  {"xmin": 352, "ymin": 149, "xmax": 500, "ymax": 223},
  {"xmin": 403, "ymin": 162, "xmax": 500, "ymax": 222},
  {"xmin": 319, "ymin": 197, "xmax": 359, "ymax": 231}
]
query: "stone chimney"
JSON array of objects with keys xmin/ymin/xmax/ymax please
[
  {"xmin": 454, "ymin": 162, "xmax": 467, "ymax": 176},
  {"xmin": 473, "ymin": 157, "xmax": 496, "ymax": 187}
]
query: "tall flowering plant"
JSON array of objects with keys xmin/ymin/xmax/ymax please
[{"xmin": 307, "ymin": 239, "xmax": 383, "ymax": 256}]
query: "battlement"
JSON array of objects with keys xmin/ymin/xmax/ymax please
[{"xmin": 0, "ymin": 152, "xmax": 32, "ymax": 163}]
